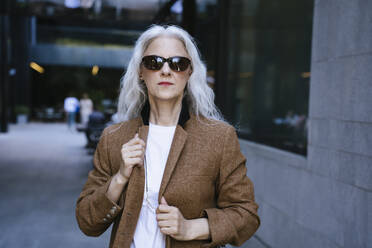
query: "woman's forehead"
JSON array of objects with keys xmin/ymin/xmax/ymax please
[{"xmin": 143, "ymin": 36, "xmax": 189, "ymax": 57}]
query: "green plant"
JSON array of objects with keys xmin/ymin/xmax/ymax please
[{"xmin": 14, "ymin": 105, "xmax": 30, "ymax": 115}]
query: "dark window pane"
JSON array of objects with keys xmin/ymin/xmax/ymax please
[{"xmin": 224, "ymin": 0, "xmax": 313, "ymax": 155}]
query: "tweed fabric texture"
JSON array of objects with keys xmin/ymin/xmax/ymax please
[{"xmin": 76, "ymin": 114, "xmax": 260, "ymax": 248}]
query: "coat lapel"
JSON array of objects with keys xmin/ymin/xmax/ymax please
[
  {"xmin": 124, "ymin": 124, "xmax": 147, "ymax": 211},
  {"xmin": 158, "ymin": 125, "xmax": 187, "ymax": 203},
  {"xmin": 129, "ymin": 118, "xmax": 188, "ymax": 205},
  {"xmin": 139, "ymin": 97, "xmax": 191, "ymax": 203},
  {"xmin": 128, "ymin": 122, "xmax": 149, "ymax": 203}
]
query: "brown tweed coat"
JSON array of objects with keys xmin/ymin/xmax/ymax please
[{"xmin": 76, "ymin": 101, "xmax": 260, "ymax": 248}]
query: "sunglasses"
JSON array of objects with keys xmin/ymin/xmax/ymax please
[{"xmin": 141, "ymin": 55, "xmax": 191, "ymax": 72}]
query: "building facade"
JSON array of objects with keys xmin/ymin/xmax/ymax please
[{"xmin": 239, "ymin": 1, "xmax": 372, "ymax": 247}]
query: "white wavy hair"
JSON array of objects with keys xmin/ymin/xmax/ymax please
[{"xmin": 117, "ymin": 24, "xmax": 225, "ymax": 123}]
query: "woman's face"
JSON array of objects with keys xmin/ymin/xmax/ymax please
[{"xmin": 140, "ymin": 36, "xmax": 192, "ymax": 103}]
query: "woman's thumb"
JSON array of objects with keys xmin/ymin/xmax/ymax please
[{"xmin": 161, "ymin": 196, "xmax": 168, "ymax": 205}]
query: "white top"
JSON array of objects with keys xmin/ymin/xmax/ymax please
[
  {"xmin": 64, "ymin": 97, "xmax": 79, "ymax": 113},
  {"xmin": 130, "ymin": 123, "xmax": 177, "ymax": 248}
]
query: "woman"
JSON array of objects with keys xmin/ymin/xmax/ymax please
[
  {"xmin": 76, "ymin": 25, "xmax": 260, "ymax": 248},
  {"xmin": 79, "ymin": 93, "xmax": 93, "ymax": 126}
]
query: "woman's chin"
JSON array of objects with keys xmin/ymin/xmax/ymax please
[{"xmin": 151, "ymin": 93, "xmax": 183, "ymax": 102}]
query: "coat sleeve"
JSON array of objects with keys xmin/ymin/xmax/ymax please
[
  {"xmin": 200, "ymin": 125, "xmax": 260, "ymax": 247},
  {"xmin": 75, "ymin": 127, "xmax": 124, "ymax": 237}
]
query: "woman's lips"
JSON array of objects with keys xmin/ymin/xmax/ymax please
[{"xmin": 158, "ymin": 82, "xmax": 173, "ymax": 86}]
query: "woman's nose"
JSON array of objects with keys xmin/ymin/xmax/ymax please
[{"xmin": 161, "ymin": 62, "xmax": 171, "ymax": 75}]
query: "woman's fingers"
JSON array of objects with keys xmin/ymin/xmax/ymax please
[
  {"xmin": 134, "ymin": 138, "xmax": 146, "ymax": 147},
  {"xmin": 122, "ymin": 138, "xmax": 146, "ymax": 153},
  {"xmin": 126, "ymin": 157, "xmax": 142, "ymax": 166},
  {"xmin": 156, "ymin": 213, "xmax": 172, "ymax": 221},
  {"xmin": 125, "ymin": 137, "xmax": 145, "ymax": 147},
  {"xmin": 126, "ymin": 150, "xmax": 143, "ymax": 158},
  {"xmin": 121, "ymin": 147, "xmax": 144, "ymax": 158},
  {"xmin": 160, "ymin": 227, "xmax": 174, "ymax": 235},
  {"xmin": 157, "ymin": 204, "xmax": 174, "ymax": 213},
  {"xmin": 122, "ymin": 144, "xmax": 145, "ymax": 154},
  {"xmin": 156, "ymin": 204, "xmax": 189, "ymax": 240},
  {"xmin": 126, "ymin": 144, "xmax": 144, "ymax": 152},
  {"xmin": 157, "ymin": 220, "xmax": 173, "ymax": 227},
  {"xmin": 119, "ymin": 133, "xmax": 146, "ymax": 179}
]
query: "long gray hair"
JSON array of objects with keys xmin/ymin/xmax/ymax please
[{"xmin": 117, "ymin": 24, "xmax": 225, "ymax": 123}]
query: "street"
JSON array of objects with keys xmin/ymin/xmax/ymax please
[{"xmin": 0, "ymin": 123, "xmax": 110, "ymax": 248}]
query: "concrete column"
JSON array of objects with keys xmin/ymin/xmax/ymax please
[{"xmin": 307, "ymin": 0, "xmax": 372, "ymax": 247}]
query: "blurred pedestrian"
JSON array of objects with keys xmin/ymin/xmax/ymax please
[
  {"xmin": 76, "ymin": 25, "xmax": 260, "ymax": 248},
  {"xmin": 79, "ymin": 93, "xmax": 93, "ymax": 127},
  {"xmin": 65, "ymin": 0, "xmax": 80, "ymax": 8},
  {"xmin": 64, "ymin": 93, "xmax": 79, "ymax": 130}
]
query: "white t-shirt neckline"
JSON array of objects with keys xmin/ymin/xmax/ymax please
[{"xmin": 149, "ymin": 122, "xmax": 177, "ymax": 128}]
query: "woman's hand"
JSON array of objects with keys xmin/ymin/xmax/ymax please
[
  {"xmin": 119, "ymin": 133, "xmax": 146, "ymax": 180},
  {"xmin": 156, "ymin": 197, "xmax": 192, "ymax": 241},
  {"xmin": 108, "ymin": 133, "xmax": 145, "ymax": 203}
]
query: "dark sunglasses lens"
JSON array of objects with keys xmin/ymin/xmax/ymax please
[
  {"xmin": 169, "ymin": 57, "xmax": 191, "ymax": 72},
  {"xmin": 143, "ymin": 56, "xmax": 164, "ymax": 70}
]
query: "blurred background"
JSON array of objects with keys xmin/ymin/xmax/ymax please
[{"xmin": 0, "ymin": 0, "xmax": 371, "ymax": 248}]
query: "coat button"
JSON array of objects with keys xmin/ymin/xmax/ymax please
[
  {"xmin": 106, "ymin": 214, "xmax": 112, "ymax": 219},
  {"xmin": 103, "ymin": 218, "xmax": 108, "ymax": 222}
]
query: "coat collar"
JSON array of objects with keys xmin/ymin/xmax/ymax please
[{"xmin": 140, "ymin": 97, "xmax": 191, "ymax": 128}]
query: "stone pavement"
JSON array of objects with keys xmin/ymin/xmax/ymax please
[
  {"xmin": 0, "ymin": 123, "xmax": 110, "ymax": 248},
  {"xmin": 0, "ymin": 122, "xmax": 264, "ymax": 248}
]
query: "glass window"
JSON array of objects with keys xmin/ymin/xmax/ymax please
[
  {"xmin": 194, "ymin": 0, "xmax": 218, "ymax": 88},
  {"xmin": 15, "ymin": 0, "xmax": 161, "ymax": 47},
  {"xmin": 31, "ymin": 65, "xmax": 122, "ymax": 120},
  {"xmin": 13, "ymin": 0, "xmax": 161, "ymax": 119},
  {"xmin": 221, "ymin": 0, "xmax": 313, "ymax": 155}
]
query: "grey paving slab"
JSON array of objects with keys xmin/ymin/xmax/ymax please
[
  {"xmin": 226, "ymin": 235, "xmax": 267, "ymax": 248},
  {"xmin": 0, "ymin": 123, "xmax": 111, "ymax": 248},
  {"xmin": 257, "ymin": 201, "xmax": 340, "ymax": 248}
]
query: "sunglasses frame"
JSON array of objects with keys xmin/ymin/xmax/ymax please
[{"xmin": 141, "ymin": 55, "xmax": 192, "ymax": 72}]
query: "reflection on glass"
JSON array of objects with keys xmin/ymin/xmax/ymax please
[
  {"xmin": 225, "ymin": 0, "xmax": 313, "ymax": 155},
  {"xmin": 31, "ymin": 65, "xmax": 122, "ymax": 122}
]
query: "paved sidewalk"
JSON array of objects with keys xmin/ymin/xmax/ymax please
[{"xmin": 0, "ymin": 123, "xmax": 110, "ymax": 248}]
